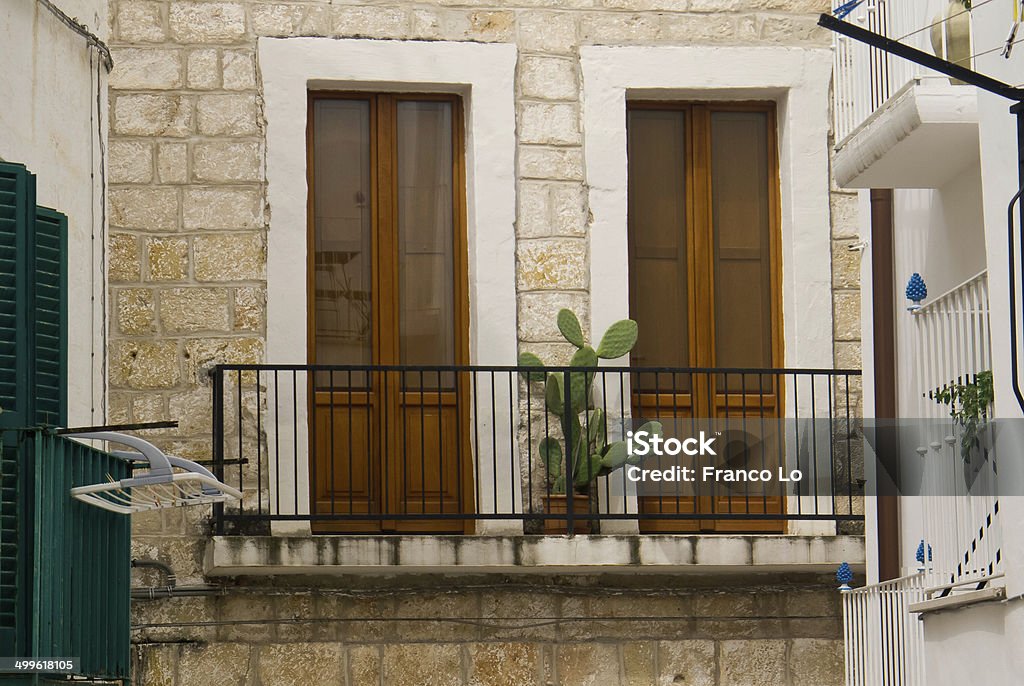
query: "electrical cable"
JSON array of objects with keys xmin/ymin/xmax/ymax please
[{"xmin": 895, "ymin": 0, "xmax": 996, "ymax": 42}]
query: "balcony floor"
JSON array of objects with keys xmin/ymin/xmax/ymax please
[{"xmin": 206, "ymin": 534, "xmax": 865, "ymax": 576}]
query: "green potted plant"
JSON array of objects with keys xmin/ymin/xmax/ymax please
[
  {"xmin": 519, "ymin": 309, "xmax": 661, "ymax": 534},
  {"xmin": 934, "ymin": 370, "xmax": 994, "ymax": 463}
]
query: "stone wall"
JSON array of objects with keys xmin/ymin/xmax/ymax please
[
  {"xmin": 106, "ymin": 1, "xmax": 861, "ymax": 683},
  {"xmin": 130, "ymin": 574, "xmax": 844, "ymax": 686}
]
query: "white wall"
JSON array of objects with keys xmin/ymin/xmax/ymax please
[
  {"xmin": 922, "ymin": 600, "xmax": 1024, "ymax": 685},
  {"xmin": 0, "ymin": 0, "xmax": 109, "ymax": 425}
]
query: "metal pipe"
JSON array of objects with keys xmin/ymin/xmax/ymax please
[
  {"xmin": 131, "ymin": 558, "xmax": 176, "ymax": 588},
  {"xmin": 131, "ymin": 585, "xmax": 224, "ymax": 600}
]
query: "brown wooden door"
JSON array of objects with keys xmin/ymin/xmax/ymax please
[
  {"xmin": 307, "ymin": 93, "xmax": 472, "ymax": 533},
  {"xmin": 627, "ymin": 102, "xmax": 784, "ymax": 533}
]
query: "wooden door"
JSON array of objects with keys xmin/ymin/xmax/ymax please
[
  {"xmin": 627, "ymin": 103, "xmax": 784, "ymax": 533},
  {"xmin": 307, "ymin": 94, "xmax": 472, "ymax": 533}
]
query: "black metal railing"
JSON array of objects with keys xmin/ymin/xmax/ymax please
[{"xmin": 210, "ymin": 364, "xmax": 863, "ymax": 535}]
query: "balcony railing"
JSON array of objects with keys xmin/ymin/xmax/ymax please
[
  {"xmin": 831, "ymin": 0, "xmax": 971, "ymax": 144},
  {"xmin": 210, "ymin": 364, "xmax": 862, "ymax": 535}
]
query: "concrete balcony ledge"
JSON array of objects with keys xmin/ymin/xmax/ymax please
[
  {"xmin": 205, "ymin": 534, "xmax": 865, "ymax": 577},
  {"xmin": 834, "ymin": 80, "xmax": 978, "ymax": 189}
]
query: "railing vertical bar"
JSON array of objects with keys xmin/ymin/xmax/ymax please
[
  {"xmin": 507, "ymin": 371, "xmax": 516, "ymax": 515},
  {"xmin": 439, "ymin": 370, "xmax": 446, "ymax": 515},
  {"xmin": 329, "ymin": 369, "xmax": 335, "ymax": 515},
  {"xmin": 348, "ymin": 370, "xmax": 354, "ymax": 515},
  {"xmin": 564, "ymin": 368, "xmax": 574, "ymax": 535},
  {"xmin": 212, "ymin": 367, "xmax": 225, "ymax": 534},
  {"xmin": 490, "ymin": 371, "xmax": 498, "ymax": 514}
]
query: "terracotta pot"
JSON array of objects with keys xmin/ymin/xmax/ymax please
[
  {"xmin": 542, "ymin": 493, "xmax": 592, "ymax": 534},
  {"xmin": 930, "ymin": 1, "xmax": 972, "ymax": 84}
]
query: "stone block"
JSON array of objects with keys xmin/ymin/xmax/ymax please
[
  {"xmin": 832, "ymin": 239, "xmax": 862, "ymax": 289},
  {"xmin": 622, "ymin": 642, "xmax": 655, "ymax": 685},
  {"xmin": 114, "ymin": 94, "xmax": 193, "ymax": 137},
  {"xmin": 519, "ymin": 103, "xmax": 579, "ymax": 145},
  {"xmin": 116, "ymin": 288, "xmax": 156, "ymax": 335},
  {"xmin": 258, "ymin": 643, "xmax": 343, "ymax": 685},
  {"xmin": 183, "ymin": 337, "xmax": 263, "ymax": 384},
  {"xmin": 467, "ymin": 643, "xmax": 538, "ymax": 686},
  {"xmin": 516, "ymin": 238, "xmax": 588, "ymax": 291},
  {"xmin": 657, "ymin": 640, "xmax": 715, "ymax": 686},
  {"xmin": 719, "ymin": 639, "xmax": 787, "ymax": 686},
  {"xmin": 348, "ymin": 645, "xmax": 381, "ymax": 686},
  {"xmin": 550, "ymin": 183, "xmax": 588, "ymax": 236},
  {"xmin": 109, "ymin": 141, "xmax": 153, "ymax": 184},
  {"xmin": 519, "ymin": 56, "xmax": 577, "ymax": 100},
  {"xmin": 332, "ymin": 7, "xmax": 410, "ymax": 38},
  {"xmin": 462, "ymin": 10, "xmax": 517, "ymax": 41},
  {"xmin": 834, "ymin": 341, "xmax": 861, "ymax": 370},
  {"xmin": 479, "ymin": 591, "xmax": 559, "ymax": 641},
  {"xmin": 233, "ymin": 286, "xmax": 265, "ymax": 331},
  {"xmin": 160, "ymin": 287, "xmax": 231, "ymax": 333},
  {"xmin": 519, "ymin": 146, "xmax": 584, "ymax": 180},
  {"xmin": 194, "ymin": 233, "xmax": 265, "ymax": 281},
  {"xmin": 197, "ymin": 94, "xmax": 259, "ymax": 136},
  {"xmin": 382, "ymin": 644, "xmax": 462, "ymax": 686},
  {"xmin": 193, "ymin": 141, "xmax": 262, "ymax": 183},
  {"xmin": 251, "ymin": 4, "xmax": 331, "ymax": 36},
  {"xmin": 110, "ymin": 48, "xmax": 183, "ymax": 90},
  {"xmin": 518, "ymin": 12, "xmax": 577, "ymax": 53},
  {"xmin": 790, "ymin": 639, "xmax": 844, "ymax": 686},
  {"xmin": 518, "ymin": 291, "xmax": 589, "ymax": 342},
  {"xmin": 393, "ymin": 592, "xmax": 478, "ymax": 641},
  {"xmin": 178, "ymin": 643, "xmax": 250, "ymax": 686},
  {"xmin": 110, "ymin": 233, "xmax": 141, "ymax": 282},
  {"xmin": 580, "ymin": 12, "xmax": 662, "ymax": 42},
  {"xmin": 157, "ymin": 142, "xmax": 189, "ymax": 185},
  {"xmin": 833, "ymin": 291, "xmax": 861, "ymax": 341},
  {"xmin": 147, "ymin": 236, "xmax": 189, "ymax": 281},
  {"xmin": 170, "ymin": 2, "xmax": 247, "ymax": 43},
  {"xmin": 135, "ymin": 644, "xmax": 177, "ymax": 686},
  {"xmin": 117, "ymin": 1, "xmax": 166, "ymax": 43},
  {"xmin": 109, "ymin": 187, "xmax": 179, "ymax": 231},
  {"xmin": 187, "ymin": 49, "xmax": 221, "ymax": 90},
  {"xmin": 110, "ymin": 340, "xmax": 180, "ymax": 389},
  {"xmin": 556, "ymin": 643, "xmax": 619, "ymax": 686},
  {"xmin": 759, "ymin": 16, "xmax": 829, "ymax": 44},
  {"xmin": 830, "ymin": 192, "xmax": 859, "ymax": 238},
  {"xmin": 661, "ymin": 14, "xmax": 738, "ymax": 42},
  {"xmin": 167, "ymin": 386, "xmax": 214, "ymax": 436},
  {"xmin": 183, "ymin": 187, "xmax": 262, "ymax": 230},
  {"xmin": 131, "ymin": 393, "xmax": 165, "ymax": 424},
  {"xmin": 222, "ymin": 51, "xmax": 256, "ymax": 90}
]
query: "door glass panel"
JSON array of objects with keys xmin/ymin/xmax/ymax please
[
  {"xmin": 312, "ymin": 99, "xmax": 373, "ymax": 387},
  {"xmin": 396, "ymin": 100, "xmax": 455, "ymax": 389},
  {"xmin": 627, "ymin": 108, "xmax": 690, "ymax": 392},
  {"xmin": 710, "ymin": 111, "xmax": 772, "ymax": 391}
]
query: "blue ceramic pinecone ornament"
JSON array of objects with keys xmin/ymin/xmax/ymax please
[
  {"xmin": 836, "ymin": 562, "xmax": 854, "ymax": 587},
  {"xmin": 905, "ymin": 273, "xmax": 928, "ymax": 304}
]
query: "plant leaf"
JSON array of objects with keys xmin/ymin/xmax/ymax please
[
  {"xmin": 600, "ymin": 440, "xmax": 629, "ymax": 470},
  {"xmin": 574, "ymin": 453, "xmax": 604, "ymax": 489},
  {"xmin": 567, "ymin": 346, "xmax": 598, "ymax": 413},
  {"xmin": 545, "ymin": 374, "xmax": 564, "ymax": 416},
  {"xmin": 517, "ymin": 351, "xmax": 547, "ymax": 382},
  {"xmin": 557, "ymin": 309, "xmax": 586, "ymax": 348},
  {"xmin": 539, "ymin": 437, "xmax": 563, "ymax": 478},
  {"xmin": 596, "ymin": 319, "xmax": 639, "ymax": 359}
]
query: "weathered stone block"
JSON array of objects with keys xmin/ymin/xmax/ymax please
[
  {"xmin": 790, "ymin": 639, "xmax": 844, "ymax": 686},
  {"xmin": 519, "ymin": 56, "xmax": 577, "ymax": 100},
  {"xmin": 183, "ymin": 187, "xmax": 262, "ymax": 230},
  {"xmin": 193, "ymin": 141, "xmax": 261, "ymax": 183},
  {"xmin": 658, "ymin": 640, "xmax": 716, "ymax": 686},
  {"xmin": 146, "ymin": 237, "xmax": 188, "ymax": 281},
  {"xmin": 110, "ymin": 48, "xmax": 183, "ymax": 90},
  {"xmin": 622, "ymin": 642, "xmax": 655, "ymax": 685},
  {"xmin": 550, "ymin": 183, "xmax": 588, "ymax": 236},
  {"xmin": 222, "ymin": 51, "xmax": 256, "ymax": 90},
  {"xmin": 194, "ymin": 233, "xmax": 265, "ymax": 281},
  {"xmin": 519, "ymin": 102, "xmax": 579, "ymax": 145},
  {"xmin": 467, "ymin": 643, "xmax": 538, "ymax": 686},
  {"xmin": 110, "ymin": 340, "xmax": 180, "ymax": 389},
  {"xmin": 170, "ymin": 2, "xmax": 247, "ymax": 43},
  {"xmin": 516, "ymin": 238, "xmax": 587, "ymax": 290},
  {"xmin": 661, "ymin": 14, "xmax": 738, "ymax": 42},
  {"xmin": 197, "ymin": 94, "xmax": 259, "ymax": 136},
  {"xmin": 518, "ymin": 291, "xmax": 589, "ymax": 342},
  {"xmin": 187, "ymin": 49, "xmax": 221, "ymax": 90},
  {"xmin": 252, "ymin": 4, "xmax": 331, "ymax": 36},
  {"xmin": 117, "ymin": 1, "xmax": 166, "ymax": 42},
  {"xmin": 832, "ymin": 240, "xmax": 862, "ymax": 289},
  {"xmin": 110, "ymin": 233, "xmax": 141, "ymax": 282},
  {"xmin": 382, "ymin": 644, "xmax": 462, "ymax": 686},
  {"xmin": 581, "ymin": 12, "xmax": 662, "ymax": 42},
  {"xmin": 348, "ymin": 645, "xmax": 381, "ymax": 686},
  {"xmin": 719, "ymin": 639, "xmax": 787, "ymax": 686},
  {"xmin": 167, "ymin": 387, "xmax": 214, "ymax": 436},
  {"xmin": 519, "ymin": 12, "xmax": 577, "ymax": 53},
  {"xmin": 517, "ymin": 181, "xmax": 551, "ymax": 238},
  {"xmin": 177, "ymin": 643, "xmax": 250, "ymax": 686},
  {"xmin": 462, "ymin": 10, "xmax": 517, "ymax": 41},
  {"xmin": 519, "ymin": 146, "xmax": 584, "ymax": 180},
  {"xmin": 109, "ymin": 141, "xmax": 153, "ymax": 184},
  {"xmin": 760, "ymin": 16, "xmax": 829, "ymax": 44},
  {"xmin": 110, "ymin": 187, "xmax": 179, "ymax": 231},
  {"xmin": 332, "ymin": 7, "xmax": 410, "ymax": 38},
  {"xmin": 556, "ymin": 644, "xmax": 619, "ymax": 686},
  {"xmin": 117, "ymin": 288, "xmax": 156, "ymax": 335},
  {"xmin": 135, "ymin": 644, "xmax": 177, "ymax": 686},
  {"xmin": 233, "ymin": 286, "xmax": 265, "ymax": 331},
  {"xmin": 160, "ymin": 288, "xmax": 231, "ymax": 333},
  {"xmin": 830, "ymin": 192, "xmax": 859, "ymax": 238},
  {"xmin": 834, "ymin": 341, "xmax": 861, "ymax": 370},
  {"xmin": 114, "ymin": 94, "xmax": 193, "ymax": 137},
  {"xmin": 157, "ymin": 142, "xmax": 189, "ymax": 185},
  {"xmin": 183, "ymin": 337, "xmax": 263, "ymax": 384},
  {"xmin": 833, "ymin": 291, "xmax": 861, "ymax": 341},
  {"xmin": 131, "ymin": 393, "xmax": 165, "ymax": 424},
  {"xmin": 393, "ymin": 592, "xmax": 478, "ymax": 641}
]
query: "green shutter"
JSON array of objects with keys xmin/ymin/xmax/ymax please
[
  {"xmin": 31, "ymin": 208, "xmax": 67, "ymax": 428},
  {"xmin": 0, "ymin": 163, "xmax": 34, "ymax": 430}
]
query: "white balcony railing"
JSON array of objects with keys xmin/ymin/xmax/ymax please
[
  {"xmin": 842, "ymin": 573, "xmax": 934, "ymax": 686},
  {"xmin": 831, "ymin": 0, "xmax": 972, "ymax": 144},
  {"xmin": 911, "ymin": 271, "xmax": 1001, "ymax": 586}
]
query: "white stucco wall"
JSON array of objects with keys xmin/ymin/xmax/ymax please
[{"xmin": 0, "ymin": 0, "xmax": 108, "ymax": 425}]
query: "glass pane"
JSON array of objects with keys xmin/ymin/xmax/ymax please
[
  {"xmin": 312, "ymin": 99, "xmax": 373, "ymax": 387},
  {"xmin": 627, "ymin": 108, "xmax": 690, "ymax": 388},
  {"xmin": 710, "ymin": 110, "xmax": 773, "ymax": 389},
  {"xmin": 397, "ymin": 100, "xmax": 456, "ymax": 388}
]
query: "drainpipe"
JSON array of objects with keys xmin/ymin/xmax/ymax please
[{"xmin": 130, "ymin": 558, "xmax": 225, "ymax": 599}]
